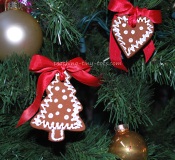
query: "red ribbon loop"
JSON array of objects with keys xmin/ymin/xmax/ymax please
[
  {"xmin": 17, "ymin": 54, "xmax": 102, "ymax": 127},
  {"xmin": 108, "ymin": 0, "xmax": 162, "ymax": 71},
  {"xmin": 108, "ymin": 0, "xmax": 162, "ymax": 25}
]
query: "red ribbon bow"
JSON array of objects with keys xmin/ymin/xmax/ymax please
[
  {"xmin": 0, "ymin": 0, "xmax": 5, "ymax": 5},
  {"xmin": 17, "ymin": 54, "xmax": 101, "ymax": 127},
  {"xmin": 108, "ymin": 0, "xmax": 162, "ymax": 71}
]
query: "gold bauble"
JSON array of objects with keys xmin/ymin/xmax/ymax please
[
  {"xmin": 109, "ymin": 124, "xmax": 148, "ymax": 160},
  {"xmin": 0, "ymin": 9, "xmax": 42, "ymax": 60}
]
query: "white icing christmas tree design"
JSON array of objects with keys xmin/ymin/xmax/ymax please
[{"xmin": 30, "ymin": 71, "xmax": 85, "ymax": 142}]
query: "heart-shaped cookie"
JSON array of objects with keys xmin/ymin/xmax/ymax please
[{"xmin": 112, "ymin": 15, "xmax": 154, "ymax": 58}]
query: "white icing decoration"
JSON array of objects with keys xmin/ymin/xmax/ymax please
[
  {"xmin": 112, "ymin": 16, "xmax": 154, "ymax": 57},
  {"xmin": 124, "ymin": 30, "xmax": 128, "ymax": 34},
  {"xmin": 48, "ymin": 113, "xmax": 53, "ymax": 118},
  {"xmin": 122, "ymin": 23, "xmax": 126, "ymax": 27},
  {"xmin": 62, "ymin": 95, "xmax": 67, "ymax": 100},
  {"xmin": 139, "ymin": 26, "xmax": 144, "ymax": 30},
  {"xmin": 51, "ymin": 81, "xmax": 55, "ymax": 85},
  {"xmin": 129, "ymin": 38, "xmax": 133, "ymax": 43},
  {"xmin": 58, "ymin": 104, "xmax": 63, "ymax": 108},
  {"xmin": 54, "ymin": 98, "xmax": 58, "ymax": 103},
  {"xmin": 62, "ymin": 89, "xmax": 66, "ymax": 93},
  {"xmin": 69, "ymin": 93, "xmax": 73, "ymax": 97},
  {"xmin": 55, "ymin": 111, "xmax": 60, "ymax": 116},
  {"xmin": 64, "ymin": 115, "xmax": 69, "ymax": 120},
  {"xmin": 55, "ymin": 86, "xmax": 60, "ymax": 91},
  {"xmin": 31, "ymin": 71, "xmax": 84, "ymax": 142},
  {"xmin": 67, "ymin": 108, "xmax": 71, "ymax": 112},
  {"xmin": 50, "ymin": 129, "xmax": 64, "ymax": 141},
  {"xmin": 131, "ymin": 30, "xmax": 135, "ymax": 34}
]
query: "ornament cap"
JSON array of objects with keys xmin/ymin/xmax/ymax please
[
  {"xmin": 115, "ymin": 124, "xmax": 129, "ymax": 133},
  {"xmin": 5, "ymin": 0, "xmax": 23, "ymax": 11}
]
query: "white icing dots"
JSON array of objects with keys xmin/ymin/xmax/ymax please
[
  {"xmin": 31, "ymin": 72, "xmax": 85, "ymax": 142},
  {"xmin": 129, "ymin": 38, "xmax": 133, "ymax": 43},
  {"xmin": 64, "ymin": 115, "xmax": 69, "ymax": 120},
  {"xmin": 131, "ymin": 30, "xmax": 135, "ymax": 34},
  {"xmin": 124, "ymin": 30, "xmax": 128, "ymax": 34},
  {"xmin": 58, "ymin": 104, "xmax": 63, "ymax": 109},
  {"xmin": 122, "ymin": 23, "xmax": 126, "ymax": 27},
  {"xmin": 139, "ymin": 26, "xmax": 144, "ymax": 30},
  {"xmin": 62, "ymin": 95, "xmax": 68, "ymax": 100},
  {"xmin": 48, "ymin": 113, "xmax": 53, "ymax": 118},
  {"xmin": 54, "ymin": 98, "xmax": 58, "ymax": 103},
  {"xmin": 55, "ymin": 86, "xmax": 60, "ymax": 91},
  {"xmin": 67, "ymin": 108, "xmax": 71, "ymax": 112},
  {"xmin": 55, "ymin": 111, "xmax": 60, "ymax": 116}
]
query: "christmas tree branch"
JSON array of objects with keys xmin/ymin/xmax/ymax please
[
  {"xmin": 61, "ymin": 125, "xmax": 117, "ymax": 160},
  {"xmin": 95, "ymin": 73, "xmax": 153, "ymax": 129},
  {"xmin": 130, "ymin": 41, "xmax": 175, "ymax": 89},
  {"xmin": 32, "ymin": 0, "xmax": 81, "ymax": 50},
  {"xmin": 0, "ymin": 55, "xmax": 36, "ymax": 114},
  {"xmin": 133, "ymin": 0, "xmax": 163, "ymax": 8}
]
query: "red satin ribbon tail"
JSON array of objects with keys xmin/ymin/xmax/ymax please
[
  {"xmin": 143, "ymin": 40, "xmax": 155, "ymax": 63},
  {"xmin": 16, "ymin": 101, "xmax": 40, "ymax": 127},
  {"xmin": 111, "ymin": 60, "xmax": 128, "ymax": 71},
  {"xmin": 109, "ymin": 30, "xmax": 128, "ymax": 72},
  {"xmin": 70, "ymin": 71, "xmax": 102, "ymax": 87},
  {"xmin": 17, "ymin": 71, "xmax": 58, "ymax": 127}
]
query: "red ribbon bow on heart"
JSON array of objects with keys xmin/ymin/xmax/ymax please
[
  {"xmin": 108, "ymin": 0, "xmax": 162, "ymax": 71},
  {"xmin": 17, "ymin": 54, "xmax": 102, "ymax": 127}
]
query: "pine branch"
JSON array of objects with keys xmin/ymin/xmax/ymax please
[
  {"xmin": 95, "ymin": 73, "xmax": 153, "ymax": 129},
  {"xmin": 130, "ymin": 41, "xmax": 175, "ymax": 89},
  {"xmin": 147, "ymin": 143, "xmax": 174, "ymax": 160},
  {"xmin": 133, "ymin": 0, "xmax": 163, "ymax": 8},
  {"xmin": 0, "ymin": 55, "xmax": 36, "ymax": 114},
  {"xmin": 32, "ymin": 0, "xmax": 81, "ymax": 50},
  {"xmin": 0, "ymin": 116, "xmax": 116, "ymax": 160},
  {"xmin": 145, "ymin": 97, "xmax": 175, "ymax": 145},
  {"xmin": 61, "ymin": 125, "xmax": 117, "ymax": 160},
  {"xmin": 156, "ymin": 18, "xmax": 175, "ymax": 40}
]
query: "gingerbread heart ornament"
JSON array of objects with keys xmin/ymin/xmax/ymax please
[{"xmin": 112, "ymin": 15, "xmax": 154, "ymax": 58}]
